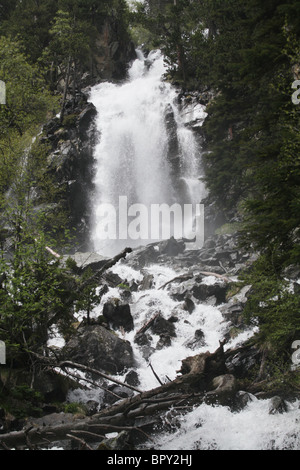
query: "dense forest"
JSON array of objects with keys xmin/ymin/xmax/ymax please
[{"xmin": 0, "ymin": 0, "xmax": 300, "ymax": 426}]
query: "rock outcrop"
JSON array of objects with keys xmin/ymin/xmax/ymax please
[{"xmin": 62, "ymin": 324, "xmax": 135, "ymax": 375}]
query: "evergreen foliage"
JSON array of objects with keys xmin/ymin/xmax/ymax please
[
  {"xmin": 0, "ymin": 0, "xmax": 131, "ymax": 372},
  {"xmin": 0, "ymin": 0, "xmax": 299, "ymax": 383},
  {"xmin": 135, "ymin": 0, "xmax": 300, "ymax": 353}
]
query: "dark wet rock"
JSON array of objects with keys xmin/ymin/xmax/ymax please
[
  {"xmin": 85, "ymin": 400, "xmax": 100, "ymax": 416},
  {"xmin": 134, "ymin": 332, "xmax": 154, "ymax": 361},
  {"xmin": 102, "ymin": 271, "xmax": 123, "ymax": 288},
  {"xmin": 150, "ymin": 316, "xmax": 176, "ymax": 338},
  {"xmin": 32, "ymin": 370, "xmax": 77, "ymax": 403},
  {"xmin": 125, "ymin": 245, "xmax": 159, "ymax": 268},
  {"xmin": 125, "ymin": 370, "xmax": 140, "ymax": 388},
  {"xmin": 156, "ymin": 334, "xmax": 172, "ymax": 350},
  {"xmin": 269, "ymin": 396, "xmax": 288, "ymax": 414},
  {"xmin": 234, "ymin": 390, "xmax": 256, "ymax": 411},
  {"xmin": 103, "ymin": 300, "xmax": 134, "ymax": 332},
  {"xmin": 168, "ymin": 315, "xmax": 179, "ymax": 323},
  {"xmin": 165, "ymin": 104, "xmax": 180, "ymax": 181},
  {"xmin": 225, "ymin": 345, "xmax": 262, "ymax": 379},
  {"xmin": 221, "ymin": 302, "xmax": 245, "ymax": 325},
  {"xmin": 158, "ymin": 237, "xmax": 185, "ymax": 256},
  {"xmin": 182, "ymin": 297, "xmax": 195, "ymax": 313},
  {"xmin": 139, "ymin": 273, "xmax": 154, "ymax": 291},
  {"xmin": 63, "ymin": 325, "xmax": 135, "ymax": 374},
  {"xmin": 192, "ymin": 282, "xmax": 228, "ymax": 305},
  {"xmin": 184, "ymin": 329, "xmax": 206, "ymax": 350},
  {"xmin": 38, "ymin": 96, "xmax": 97, "ymax": 249},
  {"xmin": 77, "ymin": 103, "xmax": 97, "ymax": 137},
  {"xmin": 169, "ymin": 282, "xmax": 192, "ymax": 301}
]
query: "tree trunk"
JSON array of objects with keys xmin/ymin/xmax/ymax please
[{"xmin": 60, "ymin": 55, "xmax": 71, "ymax": 124}]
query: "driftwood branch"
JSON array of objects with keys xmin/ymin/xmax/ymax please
[
  {"xmin": 66, "ymin": 434, "xmax": 94, "ymax": 450},
  {"xmin": 158, "ymin": 274, "xmax": 194, "ymax": 290},
  {"xmin": 199, "ymin": 271, "xmax": 230, "ymax": 282},
  {"xmin": 135, "ymin": 311, "xmax": 161, "ymax": 336},
  {"xmin": 159, "ymin": 271, "xmax": 230, "ymax": 291},
  {"xmin": 148, "ymin": 362, "xmax": 164, "ymax": 386},
  {"xmin": 58, "ymin": 360, "xmax": 142, "ymax": 394},
  {"xmin": 0, "ymin": 343, "xmax": 228, "ymax": 450},
  {"xmin": 79, "ymin": 247, "xmax": 133, "ymax": 290}
]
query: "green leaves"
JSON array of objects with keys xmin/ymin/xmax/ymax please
[
  {"xmin": 137, "ymin": 0, "xmax": 299, "ymax": 356},
  {"xmin": 48, "ymin": 9, "xmax": 90, "ymax": 64},
  {"xmin": 0, "ymin": 219, "xmax": 72, "ymax": 363},
  {"xmin": 0, "ymin": 37, "xmax": 58, "ymax": 198},
  {"xmin": 241, "ymin": 256, "xmax": 300, "ymax": 352}
]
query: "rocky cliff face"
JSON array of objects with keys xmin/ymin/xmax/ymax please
[
  {"xmin": 36, "ymin": 20, "xmax": 136, "ymax": 251},
  {"xmin": 91, "ymin": 19, "xmax": 136, "ymax": 82},
  {"xmin": 40, "ymin": 92, "xmax": 97, "ymax": 251}
]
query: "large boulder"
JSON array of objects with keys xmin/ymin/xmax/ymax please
[
  {"xmin": 63, "ymin": 325, "xmax": 135, "ymax": 374},
  {"xmin": 158, "ymin": 237, "xmax": 185, "ymax": 256},
  {"xmin": 192, "ymin": 282, "xmax": 228, "ymax": 305},
  {"xmin": 103, "ymin": 300, "xmax": 134, "ymax": 332}
]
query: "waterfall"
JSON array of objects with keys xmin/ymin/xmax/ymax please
[
  {"xmin": 78, "ymin": 48, "xmax": 300, "ymax": 451},
  {"xmin": 89, "ymin": 49, "xmax": 206, "ymax": 257}
]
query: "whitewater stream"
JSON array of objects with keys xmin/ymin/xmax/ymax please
[{"xmin": 66, "ymin": 49, "xmax": 300, "ymax": 450}]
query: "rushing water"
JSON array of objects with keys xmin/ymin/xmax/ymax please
[
  {"xmin": 68, "ymin": 261, "xmax": 300, "ymax": 450},
  {"xmin": 68, "ymin": 49, "xmax": 300, "ymax": 451}
]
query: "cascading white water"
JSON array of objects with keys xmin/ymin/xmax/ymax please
[
  {"xmin": 68, "ymin": 261, "xmax": 300, "ymax": 451},
  {"xmin": 68, "ymin": 47, "xmax": 300, "ymax": 451},
  {"xmin": 89, "ymin": 49, "xmax": 206, "ymax": 257}
]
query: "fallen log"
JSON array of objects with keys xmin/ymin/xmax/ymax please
[
  {"xmin": 77, "ymin": 247, "xmax": 133, "ymax": 290},
  {"xmin": 0, "ymin": 343, "xmax": 228, "ymax": 450},
  {"xmin": 199, "ymin": 271, "xmax": 230, "ymax": 282},
  {"xmin": 158, "ymin": 274, "xmax": 194, "ymax": 290},
  {"xmin": 58, "ymin": 360, "xmax": 142, "ymax": 394},
  {"xmin": 158, "ymin": 271, "xmax": 230, "ymax": 292}
]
